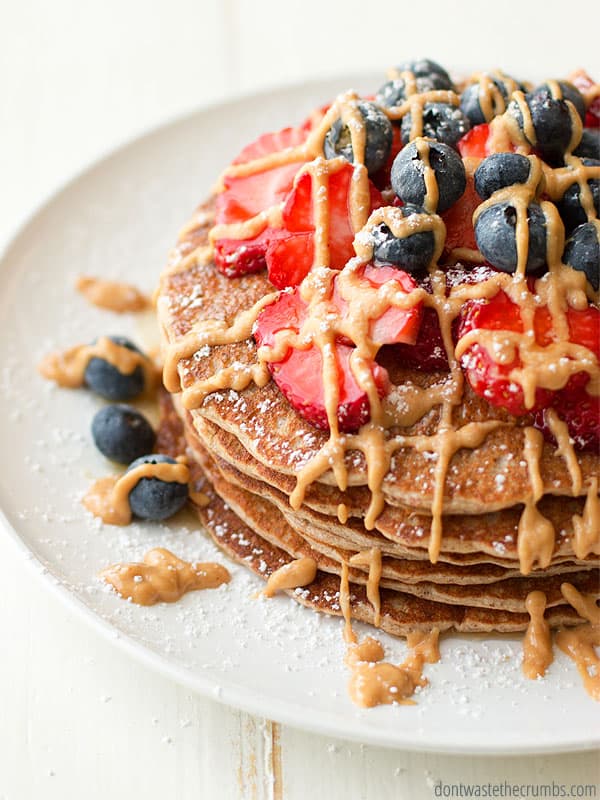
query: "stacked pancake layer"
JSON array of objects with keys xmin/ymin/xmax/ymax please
[{"xmin": 156, "ymin": 201, "xmax": 600, "ymax": 635}]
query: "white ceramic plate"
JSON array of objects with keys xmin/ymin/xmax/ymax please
[{"xmin": 0, "ymin": 76, "xmax": 598, "ymax": 755}]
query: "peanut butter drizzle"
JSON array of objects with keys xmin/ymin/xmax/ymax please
[
  {"xmin": 75, "ymin": 275, "xmax": 149, "ymax": 313},
  {"xmin": 161, "ymin": 69, "xmax": 599, "ymax": 580},
  {"xmin": 262, "ymin": 556, "xmax": 317, "ymax": 598},
  {"xmin": 349, "ymin": 548, "xmax": 382, "ymax": 626},
  {"xmin": 189, "ymin": 488, "xmax": 210, "ymax": 507},
  {"xmin": 83, "ymin": 461, "xmax": 190, "ymax": 526},
  {"xmin": 100, "ymin": 547, "xmax": 230, "ymax": 605},
  {"xmin": 469, "ymin": 70, "xmax": 520, "ymax": 123},
  {"xmin": 557, "ymin": 583, "xmax": 600, "ymax": 701},
  {"xmin": 518, "ymin": 428, "xmax": 555, "ymax": 575},
  {"xmin": 522, "ymin": 591, "xmax": 553, "ymax": 679},
  {"xmin": 545, "ymin": 409, "xmax": 583, "ymax": 496},
  {"xmin": 39, "ymin": 336, "xmax": 157, "ymax": 390},
  {"xmin": 571, "ymin": 479, "xmax": 600, "ymax": 560}
]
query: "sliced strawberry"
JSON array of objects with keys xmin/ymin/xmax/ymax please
[
  {"xmin": 441, "ymin": 173, "xmax": 480, "ymax": 255},
  {"xmin": 569, "ymin": 71, "xmax": 600, "ymax": 129},
  {"xmin": 458, "ymin": 124, "xmax": 491, "ymax": 159},
  {"xmin": 254, "ymin": 288, "xmax": 390, "ymax": 432},
  {"xmin": 456, "ymin": 290, "xmax": 600, "ymax": 418},
  {"xmin": 266, "ymin": 162, "xmax": 383, "ymax": 289},
  {"xmin": 301, "ymin": 104, "xmax": 331, "ymax": 133},
  {"xmin": 214, "ymin": 227, "xmax": 278, "ymax": 279},
  {"xmin": 394, "ymin": 307, "xmax": 450, "ymax": 371},
  {"xmin": 533, "ymin": 379, "xmax": 600, "ymax": 452},
  {"xmin": 332, "ymin": 264, "xmax": 422, "ymax": 347}
]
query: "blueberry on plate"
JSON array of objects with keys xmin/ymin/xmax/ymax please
[
  {"xmin": 563, "ymin": 221, "xmax": 600, "ymax": 291},
  {"xmin": 555, "ymin": 158, "xmax": 600, "ymax": 233},
  {"xmin": 574, "ymin": 129, "xmax": 600, "ymax": 161},
  {"xmin": 391, "ymin": 139, "xmax": 466, "ymax": 213},
  {"xmin": 323, "ymin": 101, "xmax": 392, "ymax": 176},
  {"xmin": 529, "ymin": 81, "xmax": 586, "ymax": 123},
  {"xmin": 460, "ymin": 73, "xmax": 521, "ymax": 126},
  {"xmin": 394, "ymin": 58, "xmax": 455, "ymax": 91},
  {"xmin": 127, "ymin": 454, "xmax": 189, "ymax": 521},
  {"xmin": 371, "ymin": 205, "xmax": 436, "ymax": 273},
  {"xmin": 84, "ymin": 335, "xmax": 147, "ymax": 401},
  {"xmin": 506, "ymin": 86, "xmax": 583, "ymax": 166},
  {"xmin": 400, "ymin": 102, "xmax": 470, "ymax": 149},
  {"xmin": 91, "ymin": 404, "xmax": 156, "ymax": 465},
  {"xmin": 474, "ymin": 201, "xmax": 547, "ymax": 274},
  {"xmin": 474, "ymin": 153, "xmax": 532, "ymax": 199}
]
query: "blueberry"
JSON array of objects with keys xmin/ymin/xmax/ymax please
[
  {"xmin": 127, "ymin": 454, "xmax": 189, "ymax": 521},
  {"xmin": 85, "ymin": 336, "xmax": 146, "ymax": 401},
  {"xmin": 507, "ymin": 87, "xmax": 583, "ymax": 166},
  {"xmin": 563, "ymin": 222, "xmax": 600, "ymax": 291},
  {"xmin": 324, "ymin": 101, "xmax": 392, "ymax": 176},
  {"xmin": 371, "ymin": 205, "xmax": 436, "ymax": 273},
  {"xmin": 394, "ymin": 59, "xmax": 455, "ymax": 91},
  {"xmin": 391, "ymin": 139, "xmax": 466, "ymax": 213},
  {"xmin": 400, "ymin": 103, "xmax": 470, "ymax": 150},
  {"xmin": 474, "ymin": 153, "xmax": 532, "ymax": 199},
  {"xmin": 474, "ymin": 202, "xmax": 547, "ymax": 274},
  {"xmin": 530, "ymin": 81, "xmax": 586, "ymax": 123},
  {"xmin": 555, "ymin": 158, "xmax": 600, "ymax": 233},
  {"xmin": 574, "ymin": 129, "xmax": 600, "ymax": 161},
  {"xmin": 460, "ymin": 74, "xmax": 519, "ymax": 125},
  {"xmin": 91, "ymin": 404, "xmax": 155, "ymax": 465},
  {"xmin": 377, "ymin": 75, "xmax": 444, "ymax": 109}
]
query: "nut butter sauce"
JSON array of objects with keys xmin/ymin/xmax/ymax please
[
  {"xmin": 522, "ymin": 591, "xmax": 553, "ymax": 679},
  {"xmin": 75, "ymin": 275, "xmax": 149, "ymax": 313},
  {"xmin": 557, "ymin": 583, "xmax": 600, "ymax": 701}
]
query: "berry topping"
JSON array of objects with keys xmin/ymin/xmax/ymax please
[
  {"xmin": 554, "ymin": 158, "xmax": 600, "ymax": 233},
  {"xmin": 457, "ymin": 123, "xmax": 491, "ymax": 159},
  {"xmin": 323, "ymin": 101, "xmax": 393, "ymax": 176},
  {"xmin": 371, "ymin": 205, "xmax": 436, "ymax": 273},
  {"xmin": 460, "ymin": 73, "xmax": 521, "ymax": 126},
  {"xmin": 376, "ymin": 75, "xmax": 443, "ymax": 109},
  {"xmin": 394, "ymin": 306, "xmax": 449, "ymax": 372},
  {"xmin": 214, "ymin": 228, "xmax": 277, "ymax": 279},
  {"xmin": 265, "ymin": 162, "xmax": 383, "ymax": 289},
  {"xmin": 506, "ymin": 88, "xmax": 582, "ymax": 166},
  {"xmin": 569, "ymin": 70, "xmax": 600, "ymax": 128},
  {"xmin": 91, "ymin": 404, "xmax": 156, "ymax": 465},
  {"xmin": 457, "ymin": 289, "xmax": 600, "ymax": 418},
  {"xmin": 563, "ymin": 221, "xmax": 600, "ymax": 290},
  {"xmin": 126, "ymin": 455, "xmax": 189, "ymax": 521},
  {"xmin": 84, "ymin": 336, "xmax": 147, "ymax": 401},
  {"xmin": 473, "ymin": 153, "xmax": 532, "ymax": 200},
  {"xmin": 574, "ymin": 128, "xmax": 600, "ymax": 160},
  {"xmin": 394, "ymin": 59, "xmax": 455, "ymax": 91},
  {"xmin": 254, "ymin": 288, "xmax": 391, "ymax": 432},
  {"xmin": 533, "ymin": 381, "xmax": 600, "ymax": 453},
  {"xmin": 390, "ymin": 139, "xmax": 466, "ymax": 213},
  {"xmin": 474, "ymin": 202, "xmax": 547, "ymax": 274},
  {"xmin": 529, "ymin": 82, "xmax": 586, "ymax": 124},
  {"xmin": 400, "ymin": 103, "xmax": 470, "ymax": 150},
  {"xmin": 440, "ymin": 174, "xmax": 480, "ymax": 254}
]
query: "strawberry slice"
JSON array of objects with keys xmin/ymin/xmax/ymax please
[
  {"xmin": 533, "ymin": 378, "xmax": 600, "ymax": 452},
  {"xmin": 441, "ymin": 173, "xmax": 481, "ymax": 255},
  {"xmin": 569, "ymin": 70, "xmax": 600, "ymax": 129},
  {"xmin": 254, "ymin": 288, "xmax": 390, "ymax": 432},
  {"xmin": 333, "ymin": 264, "xmax": 422, "ymax": 347},
  {"xmin": 456, "ymin": 289, "xmax": 600, "ymax": 418},
  {"xmin": 458, "ymin": 124, "xmax": 491, "ymax": 159},
  {"xmin": 266, "ymin": 162, "xmax": 383, "ymax": 289},
  {"xmin": 213, "ymin": 127, "xmax": 308, "ymax": 278}
]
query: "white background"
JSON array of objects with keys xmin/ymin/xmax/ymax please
[{"xmin": 1, "ymin": 1, "xmax": 599, "ymax": 797}]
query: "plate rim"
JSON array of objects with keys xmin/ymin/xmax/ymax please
[{"xmin": 1, "ymin": 76, "xmax": 599, "ymax": 755}]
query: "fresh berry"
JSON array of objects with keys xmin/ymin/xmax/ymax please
[
  {"xmin": 569, "ymin": 71, "xmax": 600, "ymax": 128},
  {"xmin": 394, "ymin": 306, "xmax": 449, "ymax": 371},
  {"xmin": 457, "ymin": 123, "xmax": 491, "ymax": 159},
  {"xmin": 394, "ymin": 59, "xmax": 455, "ymax": 91},
  {"xmin": 91, "ymin": 404, "xmax": 155, "ymax": 465},
  {"xmin": 563, "ymin": 221, "xmax": 600, "ymax": 290},
  {"xmin": 555, "ymin": 158, "xmax": 600, "ymax": 233},
  {"xmin": 529, "ymin": 82, "xmax": 586, "ymax": 124},
  {"xmin": 506, "ymin": 88, "xmax": 582, "ymax": 166},
  {"xmin": 457, "ymin": 289, "xmax": 600, "ymax": 417},
  {"xmin": 441, "ymin": 174, "xmax": 480, "ymax": 254},
  {"xmin": 370, "ymin": 205, "xmax": 436, "ymax": 273},
  {"xmin": 376, "ymin": 75, "xmax": 444, "ymax": 109},
  {"xmin": 213, "ymin": 127, "xmax": 307, "ymax": 277},
  {"xmin": 127, "ymin": 454, "xmax": 189, "ymax": 521},
  {"xmin": 324, "ymin": 101, "xmax": 393, "ymax": 176},
  {"xmin": 574, "ymin": 128, "xmax": 600, "ymax": 160},
  {"xmin": 391, "ymin": 138, "xmax": 466, "ymax": 213},
  {"xmin": 265, "ymin": 162, "xmax": 383, "ymax": 288},
  {"xmin": 460, "ymin": 73, "xmax": 520, "ymax": 126},
  {"xmin": 474, "ymin": 202, "xmax": 547, "ymax": 274},
  {"xmin": 85, "ymin": 336, "xmax": 147, "ymax": 401},
  {"xmin": 400, "ymin": 102, "xmax": 470, "ymax": 150},
  {"xmin": 473, "ymin": 153, "xmax": 532, "ymax": 200},
  {"xmin": 533, "ymin": 381, "xmax": 600, "ymax": 453},
  {"xmin": 254, "ymin": 288, "xmax": 390, "ymax": 432}
]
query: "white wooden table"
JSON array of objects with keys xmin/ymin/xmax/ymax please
[{"xmin": 1, "ymin": 2, "xmax": 599, "ymax": 797}]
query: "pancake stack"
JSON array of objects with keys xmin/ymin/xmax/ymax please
[{"xmin": 156, "ymin": 198, "xmax": 600, "ymax": 636}]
